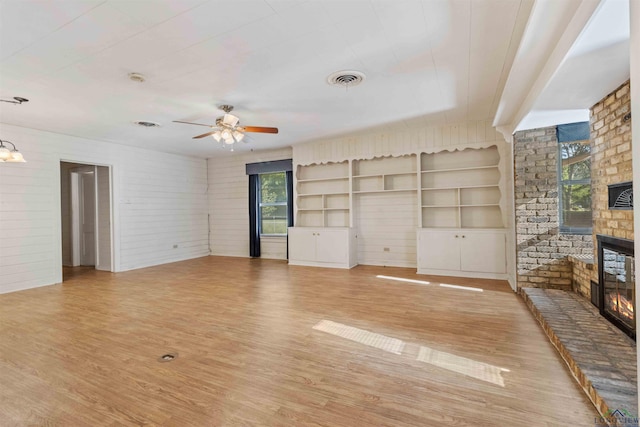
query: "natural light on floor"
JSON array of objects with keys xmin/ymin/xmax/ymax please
[
  {"xmin": 416, "ymin": 345, "xmax": 510, "ymax": 387},
  {"xmin": 376, "ymin": 275, "xmax": 431, "ymax": 285},
  {"xmin": 313, "ymin": 320, "xmax": 509, "ymax": 387},
  {"xmin": 313, "ymin": 320, "xmax": 405, "ymax": 355},
  {"xmin": 376, "ymin": 275, "xmax": 483, "ymax": 292}
]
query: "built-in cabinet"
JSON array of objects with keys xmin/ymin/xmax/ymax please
[
  {"xmin": 290, "ymin": 145, "xmax": 507, "ymax": 277},
  {"xmin": 288, "ymin": 227, "xmax": 357, "ymax": 269},
  {"xmin": 417, "ymin": 229, "xmax": 507, "ymax": 278}
]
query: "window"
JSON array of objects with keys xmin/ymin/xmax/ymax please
[
  {"xmin": 246, "ymin": 159, "xmax": 292, "ymax": 257},
  {"xmin": 559, "ymin": 139, "xmax": 592, "ymax": 233},
  {"xmin": 259, "ymin": 171, "xmax": 288, "ymax": 235}
]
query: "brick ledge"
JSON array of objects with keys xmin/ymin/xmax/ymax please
[{"xmin": 520, "ymin": 287, "xmax": 637, "ymax": 425}]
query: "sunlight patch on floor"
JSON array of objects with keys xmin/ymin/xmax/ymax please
[
  {"xmin": 416, "ymin": 345, "xmax": 509, "ymax": 387},
  {"xmin": 438, "ymin": 283, "xmax": 483, "ymax": 292},
  {"xmin": 312, "ymin": 320, "xmax": 405, "ymax": 354},
  {"xmin": 376, "ymin": 275, "xmax": 430, "ymax": 285},
  {"xmin": 376, "ymin": 275, "xmax": 483, "ymax": 292},
  {"xmin": 313, "ymin": 319, "xmax": 509, "ymax": 387}
]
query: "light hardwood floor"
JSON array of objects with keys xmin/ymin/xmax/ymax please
[{"xmin": 1, "ymin": 257, "xmax": 596, "ymax": 426}]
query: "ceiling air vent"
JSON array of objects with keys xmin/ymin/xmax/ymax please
[
  {"xmin": 134, "ymin": 120, "xmax": 160, "ymax": 128},
  {"xmin": 327, "ymin": 70, "xmax": 366, "ymax": 88}
]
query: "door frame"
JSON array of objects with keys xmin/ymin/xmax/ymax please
[
  {"xmin": 69, "ymin": 167, "xmax": 96, "ymax": 267},
  {"xmin": 57, "ymin": 160, "xmax": 116, "ymax": 281}
]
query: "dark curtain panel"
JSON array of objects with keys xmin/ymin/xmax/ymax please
[
  {"xmin": 286, "ymin": 170, "xmax": 294, "ymax": 259},
  {"xmin": 286, "ymin": 170, "xmax": 294, "ymax": 227},
  {"xmin": 248, "ymin": 174, "xmax": 261, "ymax": 258}
]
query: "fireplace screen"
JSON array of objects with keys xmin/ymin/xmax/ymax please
[
  {"xmin": 597, "ymin": 235, "xmax": 635, "ymax": 339},
  {"xmin": 602, "ymin": 248, "xmax": 635, "ymax": 331}
]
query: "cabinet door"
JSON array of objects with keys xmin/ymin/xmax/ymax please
[
  {"xmin": 315, "ymin": 229, "xmax": 348, "ymax": 264},
  {"xmin": 288, "ymin": 228, "xmax": 317, "ymax": 262},
  {"xmin": 459, "ymin": 232, "xmax": 506, "ymax": 273},
  {"xmin": 418, "ymin": 230, "xmax": 460, "ymax": 271}
]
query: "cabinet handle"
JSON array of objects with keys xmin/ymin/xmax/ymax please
[
  {"xmin": 455, "ymin": 235, "xmax": 459, "ymax": 238},
  {"xmin": 462, "ymin": 235, "xmax": 465, "ymax": 238}
]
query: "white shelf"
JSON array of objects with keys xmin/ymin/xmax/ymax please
[
  {"xmin": 354, "ymin": 188, "xmax": 417, "ymax": 194},
  {"xmin": 353, "ymin": 172, "xmax": 416, "ymax": 179},
  {"xmin": 297, "ymin": 176, "xmax": 349, "ymax": 183},
  {"xmin": 422, "ymin": 184, "xmax": 499, "ymax": 191},
  {"xmin": 421, "ymin": 165, "xmax": 499, "ymax": 174},
  {"xmin": 298, "ymin": 192, "xmax": 349, "ymax": 197}
]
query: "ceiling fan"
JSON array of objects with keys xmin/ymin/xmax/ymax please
[{"xmin": 174, "ymin": 105, "xmax": 278, "ymax": 148}]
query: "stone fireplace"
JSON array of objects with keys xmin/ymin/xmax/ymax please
[
  {"xmin": 514, "ymin": 80, "xmax": 633, "ymax": 298},
  {"xmin": 514, "ymin": 80, "xmax": 635, "ymax": 421},
  {"xmin": 597, "ymin": 235, "xmax": 635, "ymax": 339}
]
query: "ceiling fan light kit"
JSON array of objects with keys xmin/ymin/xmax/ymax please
[{"xmin": 174, "ymin": 104, "xmax": 278, "ymax": 151}]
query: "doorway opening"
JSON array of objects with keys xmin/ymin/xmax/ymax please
[{"xmin": 60, "ymin": 161, "xmax": 113, "ymax": 280}]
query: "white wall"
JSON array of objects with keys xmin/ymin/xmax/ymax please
[
  {"xmin": 0, "ymin": 125, "xmax": 209, "ymax": 294},
  {"xmin": 355, "ymin": 192, "xmax": 418, "ymax": 267},
  {"xmin": 208, "ymin": 148, "xmax": 292, "ymax": 258}
]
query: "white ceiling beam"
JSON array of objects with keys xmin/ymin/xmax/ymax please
[{"xmin": 493, "ymin": 0, "xmax": 604, "ymax": 140}]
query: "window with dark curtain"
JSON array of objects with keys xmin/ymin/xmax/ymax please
[{"xmin": 246, "ymin": 159, "xmax": 293, "ymax": 258}]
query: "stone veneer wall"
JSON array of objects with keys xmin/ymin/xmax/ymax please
[
  {"xmin": 514, "ymin": 127, "xmax": 593, "ymax": 290},
  {"xmin": 590, "ymin": 80, "xmax": 633, "ymax": 242}
]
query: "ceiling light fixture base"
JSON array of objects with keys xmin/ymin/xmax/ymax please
[{"xmin": 0, "ymin": 96, "xmax": 29, "ymax": 105}]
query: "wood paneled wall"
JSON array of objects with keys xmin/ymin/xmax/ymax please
[
  {"xmin": 207, "ymin": 148, "xmax": 292, "ymax": 259},
  {"xmin": 0, "ymin": 125, "xmax": 209, "ymax": 294}
]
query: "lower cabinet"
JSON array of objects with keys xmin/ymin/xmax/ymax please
[
  {"xmin": 288, "ymin": 227, "xmax": 357, "ymax": 269},
  {"xmin": 417, "ymin": 228, "xmax": 507, "ymax": 279}
]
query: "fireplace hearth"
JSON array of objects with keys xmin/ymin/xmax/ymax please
[{"xmin": 597, "ymin": 235, "xmax": 635, "ymax": 339}]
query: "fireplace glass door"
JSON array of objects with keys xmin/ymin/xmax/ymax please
[{"xmin": 602, "ymin": 248, "xmax": 635, "ymax": 332}]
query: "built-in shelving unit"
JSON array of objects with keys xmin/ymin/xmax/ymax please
[
  {"xmin": 292, "ymin": 145, "xmax": 507, "ymax": 277},
  {"xmin": 295, "ymin": 161, "xmax": 350, "ymax": 227},
  {"xmin": 420, "ymin": 146, "xmax": 503, "ymax": 229},
  {"xmin": 352, "ymin": 155, "xmax": 417, "ymax": 193}
]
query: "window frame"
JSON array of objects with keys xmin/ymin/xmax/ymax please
[
  {"xmin": 557, "ymin": 138, "xmax": 592, "ymax": 234},
  {"xmin": 258, "ymin": 171, "xmax": 289, "ymax": 237}
]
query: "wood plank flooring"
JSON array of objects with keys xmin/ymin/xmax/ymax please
[{"xmin": 0, "ymin": 257, "xmax": 597, "ymax": 426}]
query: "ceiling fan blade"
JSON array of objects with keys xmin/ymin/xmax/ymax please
[
  {"xmin": 243, "ymin": 126, "xmax": 278, "ymax": 134},
  {"xmin": 193, "ymin": 131, "xmax": 217, "ymax": 139},
  {"xmin": 173, "ymin": 120, "xmax": 214, "ymax": 127}
]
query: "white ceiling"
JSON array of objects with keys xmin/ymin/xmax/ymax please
[{"xmin": 0, "ymin": 0, "xmax": 631, "ymax": 158}]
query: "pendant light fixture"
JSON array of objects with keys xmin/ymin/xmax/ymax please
[{"xmin": 0, "ymin": 139, "xmax": 26, "ymax": 162}]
